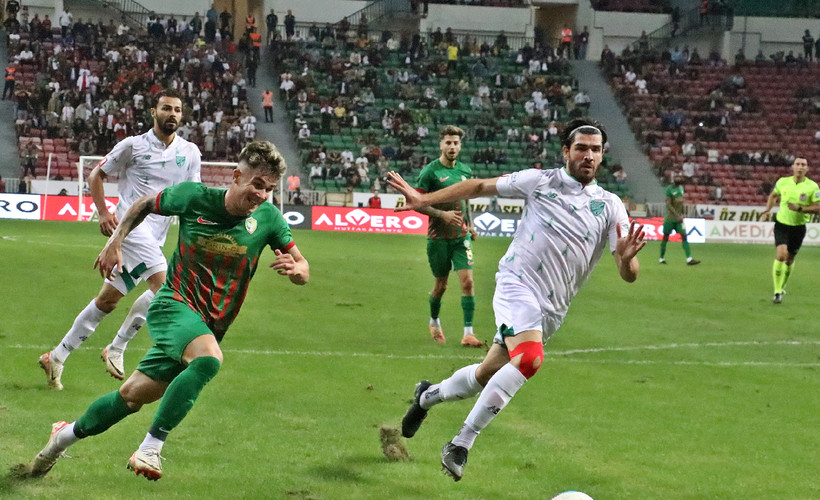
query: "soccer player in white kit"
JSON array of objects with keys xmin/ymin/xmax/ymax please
[
  {"xmin": 39, "ymin": 90, "xmax": 202, "ymax": 390},
  {"xmin": 388, "ymin": 118, "xmax": 647, "ymax": 481}
]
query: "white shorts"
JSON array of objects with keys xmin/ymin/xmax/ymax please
[
  {"xmin": 105, "ymin": 224, "xmax": 167, "ymax": 295},
  {"xmin": 491, "ymin": 273, "xmax": 563, "ymax": 346}
]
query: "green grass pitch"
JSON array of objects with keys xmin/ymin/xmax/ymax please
[{"xmin": 0, "ymin": 219, "xmax": 818, "ymax": 499}]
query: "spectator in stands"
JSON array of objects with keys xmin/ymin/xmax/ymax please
[
  {"xmin": 681, "ymin": 158, "xmax": 697, "ymax": 180},
  {"xmin": 6, "ymin": 0, "xmax": 20, "ymax": 22},
  {"xmin": 802, "ymin": 29, "xmax": 814, "ymax": 61},
  {"xmin": 21, "ymin": 141, "xmax": 38, "ymax": 176},
  {"xmin": 368, "ymin": 190, "xmax": 382, "ymax": 208},
  {"xmin": 284, "ymin": 10, "xmax": 295, "ymax": 40},
  {"xmin": 634, "ymin": 75, "xmax": 648, "ymax": 94},
  {"xmin": 0, "ymin": 175, "xmax": 5, "ymax": 193},
  {"xmin": 573, "ymin": 90, "xmax": 591, "ymax": 109}
]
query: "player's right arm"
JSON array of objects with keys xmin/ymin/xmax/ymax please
[
  {"xmin": 88, "ymin": 165, "xmax": 117, "ymax": 236},
  {"xmin": 761, "ymin": 185, "xmax": 780, "ymax": 221},
  {"xmin": 93, "ymin": 138, "xmax": 134, "ymax": 235},
  {"xmin": 94, "ymin": 193, "xmax": 158, "ymax": 279},
  {"xmin": 388, "ymin": 172, "xmax": 499, "ymax": 211}
]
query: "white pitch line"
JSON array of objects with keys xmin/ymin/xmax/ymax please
[{"xmin": 3, "ymin": 341, "xmax": 819, "ymax": 368}]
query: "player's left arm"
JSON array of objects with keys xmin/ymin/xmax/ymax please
[
  {"xmin": 786, "ymin": 186, "xmax": 820, "ymax": 214},
  {"xmin": 612, "ymin": 221, "xmax": 646, "ymax": 283},
  {"xmin": 94, "ymin": 193, "xmax": 158, "ymax": 279},
  {"xmin": 271, "ymin": 245, "xmax": 309, "ymax": 285}
]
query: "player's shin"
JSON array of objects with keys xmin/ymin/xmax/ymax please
[
  {"xmin": 74, "ymin": 390, "xmax": 139, "ymax": 438},
  {"xmin": 111, "ymin": 289, "xmax": 154, "ymax": 350},
  {"xmin": 455, "ymin": 363, "xmax": 527, "ymax": 449},
  {"xmin": 148, "ymin": 356, "xmax": 221, "ymax": 441},
  {"xmin": 422, "ymin": 363, "xmax": 482, "ymax": 409},
  {"xmin": 53, "ymin": 300, "xmax": 109, "ymax": 363}
]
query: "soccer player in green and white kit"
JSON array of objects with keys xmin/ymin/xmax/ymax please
[
  {"xmin": 761, "ymin": 157, "xmax": 820, "ymax": 303},
  {"xmin": 659, "ymin": 171, "xmax": 700, "ymax": 265},
  {"xmin": 18, "ymin": 141, "xmax": 309, "ymax": 481},
  {"xmin": 414, "ymin": 125, "xmax": 483, "ymax": 347}
]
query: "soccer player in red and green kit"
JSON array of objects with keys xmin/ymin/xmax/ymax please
[
  {"xmin": 18, "ymin": 141, "xmax": 309, "ymax": 481},
  {"xmin": 414, "ymin": 125, "xmax": 483, "ymax": 347}
]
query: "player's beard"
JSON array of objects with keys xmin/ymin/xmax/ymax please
[
  {"xmin": 568, "ymin": 158, "xmax": 597, "ymax": 185},
  {"xmin": 159, "ymin": 117, "xmax": 179, "ymax": 135}
]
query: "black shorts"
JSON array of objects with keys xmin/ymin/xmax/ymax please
[{"xmin": 773, "ymin": 220, "xmax": 806, "ymax": 256}]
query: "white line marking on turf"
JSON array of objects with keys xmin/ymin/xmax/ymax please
[{"xmin": 5, "ymin": 341, "xmax": 819, "ymax": 368}]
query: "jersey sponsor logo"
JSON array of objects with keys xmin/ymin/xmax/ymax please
[
  {"xmin": 245, "ymin": 216, "xmax": 257, "ymax": 234},
  {"xmin": 196, "ymin": 216, "xmax": 219, "ymax": 225},
  {"xmin": 589, "ymin": 199, "xmax": 605, "ymax": 216},
  {"xmin": 143, "ymin": 155, "xmax": 151, "ymax": 160},
  {"xmin": 195, "ymin": 234, "xmax": 248, "ymax": 256},
  {"xmin": 175, "ymin": 155, "xmax": 186, "ymax": 167}
]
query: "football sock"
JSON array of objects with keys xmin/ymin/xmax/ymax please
[
  {"xmin": 149, "ymin": 356, "xmax": 221, "ymax": 441},
  {"xmin": 451, "ymin": 422, "xmax": 480, "ymax": 450},
  {"xmin": 74, "ymin": 390, "xmax": 138, "ymax": 438},
  {"xmin": 420, "ymin": 363, "xmax": 481, "ymax": 410},
  {"xmin": 52, "ymin": 300, "xmax": 108, "ymax": 364},
  {"xmin": 782, "ymin": 262, "xmax": 793, "ymax": 290},
  {"xmin": 772, "ymin": 260, "xmax": 786, "ymax": 293},
  {"xmin": 138, "ymin": 432, "xmax": 165, "ymax": 454},
  {"xmin": 111, "ymin": 289, "xmax": 154, "ymax": 351},
  {"xmin": 429, "ymin": 295, "xmax": 442, "ymax": 320},
  {"xmin": 463, "ymin": 326, "xmax": 474, "ymax": 337},
  {"xmin": 659, "ymin": 239, "xmax": 668, "ymax": 259},
  {"xmin": 461, "ymin": 296, "xmax": 475, "ymax": 330},
  {"xmin": 52, "ymin": 422, "xmax": 81, "ymax": 450},
  {"xmin": 682, "ymin": 240, "xmax": 692, "ymax": 259},
  {"xmin": 460, "ymin": 363, "xmax": 526, "ymax": 444}
]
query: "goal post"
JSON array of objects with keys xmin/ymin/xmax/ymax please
[{"xmin": 76, "ymin": 156, "xmax": 284, "ymax": 221}]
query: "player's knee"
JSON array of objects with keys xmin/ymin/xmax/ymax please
[
  {"xmin": 189, "ymin": 356, "xmax": 221, "ymax": 381},
  {"xmin": 460, "ymin": 277, "xmax": 474, "ymax": 295},
  {"xmin": 94, "ymin": 295, "xmax": 119, "ymax": 313},
  {"xmin": 509, "ymin": 341, "xmax": 543, "ymax": 379}
]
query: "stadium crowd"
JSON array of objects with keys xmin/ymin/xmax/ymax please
[
  {"xmin": 271, "ymin": 21, "xmax": 626, "ymax": 198},
  {"xmin": 602, "ymin": 33, "xmax": 820, "ymax": 204},
  {"xmin": 5, "ymin": 8, "xmax": 259, "ymax": 180}
]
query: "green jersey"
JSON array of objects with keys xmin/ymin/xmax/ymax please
[
  {"xmin": 664, "ymin": 184, "xmax": 685, "ymax": 222},
  {"xmin": 155, "ymin": 182, "xmax": 294, "ymax": 337},
  {"xmin": 773, "ymin": 176, "xmax": 820, "ymax": 226},
  {"xmin": 416, "ymin": 158, "xmax": 471, "ymax": 239}
]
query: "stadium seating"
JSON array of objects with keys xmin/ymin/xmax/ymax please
[{"xmin": 607, "ymin": 48, "xmax": 817, "ymax": 205}]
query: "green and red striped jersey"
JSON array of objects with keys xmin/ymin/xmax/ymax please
[{"xmin": 155, "ymin": 182, "xmax": 294, "ymax": 337}]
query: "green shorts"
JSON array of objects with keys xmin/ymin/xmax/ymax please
[
  {"xmin": 135, "ymin": 298, "xmax": 214, "ymax": 382},
  {"xmin": 427, "ymin": 237, "xmax": 474, "ymax": 278},
  {"xmin": 663, "ymin": 219, "xmax": 685, "ymax": 237}
]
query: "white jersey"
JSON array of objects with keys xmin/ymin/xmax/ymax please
[
  {"xmin": 100, "ymin": 129, "xmax": 201, "ymax": 245},
  {"xmin": 495, "ymin": 168, "xmax": 629, "ymax": 319}
]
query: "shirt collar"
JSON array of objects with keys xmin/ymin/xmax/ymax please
[
  {"xmin": 149, "ymin": 129, "xmax": 177, "ymax": 149},
  {"xmin": 560, "ymin": 166, "xmax": 600, "ymax": 195}
]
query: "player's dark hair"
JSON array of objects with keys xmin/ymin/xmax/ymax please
[
  {"xmin": 239, "ymin": 140, "xmax": 287, "ymax": 177},
  {"xmin": 561, "ymin": 118, "xmax": 608, "ymax": 149},
  {"xmin": 439, "ymin": 125, "xmax": 465, "ymax": 140},
  {"xmin": 152, "ymin": 89, "xmax": 183, "ymax": 108}
]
